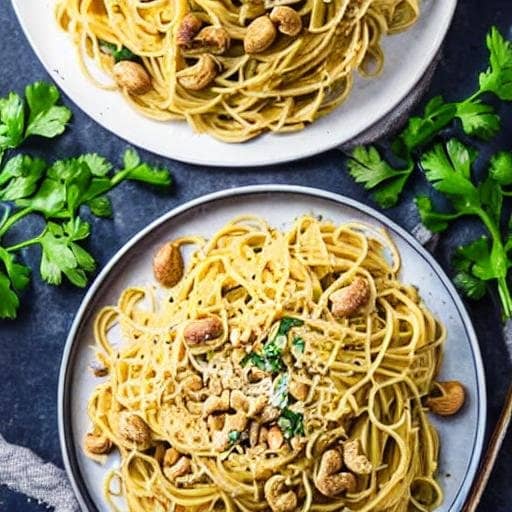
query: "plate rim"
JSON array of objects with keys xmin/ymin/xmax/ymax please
[
  {"xmin": 12, "ymin": 0, "xmax": 457, "ymax": 168},
  {"xmin": 58, "ymin": 184, "xmax": 486, "ymax": 511}
]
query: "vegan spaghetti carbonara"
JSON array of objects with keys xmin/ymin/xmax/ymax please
[
  {"xmin": 56, "ymin": 0, "xmax": 420, "ymax": 141},
  {"xmin": 84, "ymin": 216, "xmax": 465, "ymax": 512}
]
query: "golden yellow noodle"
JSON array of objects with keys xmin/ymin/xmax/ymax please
[
  {"xmin": 55, "ymin": 0, "xmax": 420, "ymax": 142},
  {"xmin": 84, "ymin": 216, "xmax": 449, "ymax": 512}
]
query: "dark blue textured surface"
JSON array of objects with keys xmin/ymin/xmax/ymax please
[{"xmin": 1, "ymin": 1, "xmax": 512, "ymax": 510}]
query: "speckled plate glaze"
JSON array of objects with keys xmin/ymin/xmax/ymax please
[
  {"xmin": 59, "ymin": 185, "xmax": 486, "ymax": 511},
  {"xmin": 13, "ymin": 0, "xmax": 456, "ymax": 167}
]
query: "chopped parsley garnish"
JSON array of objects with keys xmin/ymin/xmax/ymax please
[
  {"xmin": 98, "ymin": 40, "xmax": 138, "ymax": 63},
  {"xmin": 277, "ymin": 316, "xmax": 304, "ymax": 335},
  {"xmin": 241, "ymin": 317, "xmax": 303, "ymax": 373},
  {"xmin": 228, "ymin": 430, "xmax": 241, "ymax": 445},
  {"xmin": 292, "ymin": 336, "xmax": 305, "ymax": 356},
  {"xmin": 271, "ymin": 373, "xmax": 289, "ymax": 409},
  {"xmin": 278, "ymin": 408, "xmax": 304, "ymax": 439}
]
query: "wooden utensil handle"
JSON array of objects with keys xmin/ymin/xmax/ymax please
[{"xmin": 462, "ymin": 383, "xmax": 512, "ymax": 512}]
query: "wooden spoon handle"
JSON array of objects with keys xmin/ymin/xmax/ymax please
[{"xmin": 462, "ymin": 383, "xmax": 512, "ymax": 512}]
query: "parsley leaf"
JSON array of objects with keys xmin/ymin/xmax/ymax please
[
  {"xmin": 489, "ymin": 151, "xmax": 512, "ymax": 186},
  {"xmin": 452, "ymin": 239, "xmax": 492, "ymax": 301},
  {"xmin": 271, "ymin": 374, "xmax": 289, "ymax": 409},
  {"xmin": 420, "ymin": 139, "xmax": 480, "ymax": 208},
  {"xmin": 277, "ymin": 316, "xmax": 304, "ymax": 335},
  {"xmin": 0, "ymin": 271, "xmax": 20, "ymax": 319},
  {"xmin": 0, "ymin": 155, "xmax": 46, "ymax": 200},
  {"xmin": 242, "ymin": 317, "xmax": 303, "ymax": 373},
  {"xmin": 24, "ymin": 82, "xmax": 72, "ymax": 138},
  {"xmin": 0, "ymin": 248, "xmax": 31, "ymax": 292},
  {"xmin": 417, "ymin": 138, "xmax": 512, "ymax": 317},
  {"xmin": 228, "ymin": 431, "xmax": 241, "ymax": 445},
  {"xmin": 0, "ymin": 248, "xmax": 31, "ymax": 319},
  {"xmin": 86, "ymin": 195, "xmax": 113, "ymax": 217},
  {"xmin": 415, "ymin": 196, "xmax": 462, "ymax": 233},
  {"xmin": 98, "ymin": 40, "xmax": 138, "ymax": 63},
  {"xmin": 399, "ymin": 96, "xmax": 457, "ymax": 152},
  {"xmin": 455, "ymin": 100, "xmax": 500, "ymax": 141},
  {"xmin": 76, "ymin": 154, "xmax": 112, "ymax": 177},
  {"xmin": 114, "ymin": 149, "xmax": 172, "ymax": 187},
  {"xmin": 0, "ymin": 93, "xmax": 25, "ymax": 153},
  {"xmin": 292, "ymin": 336, "xmax": 305, "ymax": 356},
  {"xmin": 479, "ymin": 27, "xmax": 512, "ymax": 100},
  {"xmin": 347, "ymin": 146, "xmax": 412, "ymax": 207},
  {"xmin": 241, "ymin": 352, "xmax": 268, "ymax": 371},
  {"xmin": 278, "ymin": 408, "xmax": 304, "ymax": 439},
  {"xmin": 39, "ymin": 219, "xmax": 95, "ymax": 287}
]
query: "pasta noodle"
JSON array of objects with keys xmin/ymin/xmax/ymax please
[
  {"xmin": 55, "ymin": 0, "xmax": 420, "ymax": 141},
  {"xmin": 83, "ymin": 216, "xmax": 456, "ymax": 512}
]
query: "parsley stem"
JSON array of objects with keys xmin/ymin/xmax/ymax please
[
  {"xmin": 477, "ymin": 208, "xmax": 512, "ymax": 318},
  {"xmin": 5, "ymin": 237, "xmax": 40, "ymax": 252},
  {"xmin": 497, "ymin": 276, "xmax": 512, "ymax": 319},
  {"xmin": 461, "ymin": 90, "xmax": 484, "ymax": 106},
  {"xmin": 0, "ymin": 207, "xmax": 34, "ymax": 238},
  {"xmin": 110, "ymin": 169, "xmax": 130, "ymax": 187}
]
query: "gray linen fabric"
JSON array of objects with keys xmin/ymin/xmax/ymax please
[{"xmin": 0, "ymin": 434, "xmax": 79, "ymax": 511}]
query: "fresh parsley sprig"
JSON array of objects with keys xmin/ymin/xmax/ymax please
[
  {"xmin": 0, "ymin": 82, "xmax": 172, "ymax": 320},
  {"xmin": 416, "ymin": 139, "xmax": 512, "ymax": 318},
  {"xmin": 347, "ymin": 27, "xmax": 512, "ymax": 208}
]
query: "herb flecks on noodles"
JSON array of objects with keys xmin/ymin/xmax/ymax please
[
  {"xmin": 85, "ymin": 215, "xmax": 463, "ymax": 512},
  {"xmin": 55, "ymin": 0, "xmax": 420, "ymax": 141}
]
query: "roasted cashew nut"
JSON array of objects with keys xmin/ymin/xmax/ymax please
[
  {"xmin": 267, "ymin": 425, "xmax": 284, "ymax": 450},
  {"xmin": 163, "ymin": 456, "xmax": 191, "ymax": 481},
  {"xmin": 203, "ymin": 389, "xmax": 230, "ymax": 417},
  {"xmin": 163, "ymin": 447, "xmax": 180, "ymax": 467},
  {"xmin": 211, "ymin": 411, "xmax": 248, "ymax": 452},
  {"xmin": 230, "ymin": 390, "xmax": 268, "ymax": 418},
  {"xmin": 189, "ymin": 26, "xmax": 231, "ymax": 55},
  {"xmin": 343, "ymin": 440, "xmax": 372, "ymax": 475},
  {"xmin": 244, "ymin": 16, "xmax": 277, "ymax": 54},
  {"xmin": 315, "ymin": 449, "xmax": 356, "ymax": 497},
  {"xmin": 184, "ymin": 315, "xmax": 224, "ymax": 345},
  {"xmin": 269, "ymin": 6, "xmax": 302, "ymax": 36},
  {"xmin": 113, "ymin": 61, "xmax": 151, "ymax": 95},
  {"xmin": 84, "ymin": 432, "xmax": 112, "ymax": 455},
  {"xmin": 426, "ymin": 381, "xmax": 465, "ymax": 416},
  {"xmin": 153, "ymin": 242, "xmax": 184, "ymax": 287},
  {"xmin": 329, "ymin": 277, "xmax": 370, "ymax": 317},
  {"xmin": 177, "ymin": 13, "xmax": 203, "ymax": 47},
  {"xmin": 264, "ymin": 475, "xmax": 298, "ymax": 512},
  {"xmin": 118, "ymin": 412, "xmax": 151, "ymax": 446},
  {"xmin": 289, "ymin": 380, "xmax": 308, "ymax": 401},
  {"xmin": 177, "ymin": 54, "xmax": 220, "ymax": 91}
]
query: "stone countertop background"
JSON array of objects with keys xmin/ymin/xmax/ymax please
[{"xmin": 1, "ymin": 1, "xmax": 512, "ymax": 510}]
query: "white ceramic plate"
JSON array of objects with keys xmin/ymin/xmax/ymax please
[
  {"xmin": 59, "ymin": 185, "xmax": 485, "ymax": 511},
  {"xmin": 13, "ymin": 0, "xmax": 456, "ymax": 167}
]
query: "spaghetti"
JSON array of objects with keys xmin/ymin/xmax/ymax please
[
  {"xmin": 55, "ymin": 0, "xmax": 420, "ymax": 141},
  {"xmin": 83, "ymin": 215, "xmax": 460, "ymax": 511}
]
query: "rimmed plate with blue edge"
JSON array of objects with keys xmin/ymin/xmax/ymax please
[
  {"xmin": 58, "ymin": 185, "xmax": 486, "ymax": 511},
  {"xmin": 12, "ymin": 0, "xmax": 457, "ymax": 167}
]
